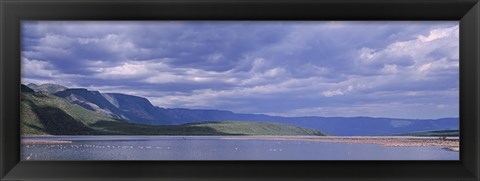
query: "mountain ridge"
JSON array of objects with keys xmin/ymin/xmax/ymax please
[
  {"xmin": 23, "ymin": 83, "xmax": 459, "ymax": 136},
  {"xmin": 27, "ymin": 83, "xmax": 67, "ymax": 93},
  {"xmin": 20, "ymin": 88, "xmax": 327, "ymax": 136}
]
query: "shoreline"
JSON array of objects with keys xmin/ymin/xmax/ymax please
[
  {"xmin": 220, "ymin": 137, "xmax": 460, "ymax": 152},
  {"xmin": 21, "ymin": 136, "xmax": 459, "ymax": 152},
  {"xmin": 21, "ymin": 140, "xmax": 72, "ymax": 144}
]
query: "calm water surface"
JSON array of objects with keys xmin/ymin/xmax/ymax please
[{"xmin": 21, "ymin": 136, "xmax": 458, "ymax": 160}]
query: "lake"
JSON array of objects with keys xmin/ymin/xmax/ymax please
[{"xmin": 21, "ymin": 136, "xmax": 459, "ymax": 160}]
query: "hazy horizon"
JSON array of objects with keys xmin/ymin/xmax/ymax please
[{"xmin": 21, "ymin": 21, "xmax": 459, "ymax": 119}]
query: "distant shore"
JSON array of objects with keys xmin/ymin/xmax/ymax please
[
  {"xmin": 220, "ymin": 136, "xmax": 460, "ymax": 152},
  {"xmin": 21, "ymin": 135, "xmax": 460, "ymax": 152},
  {"xmin": 21, "ymin": 140, "xmax": 72, "ymax": 144}
]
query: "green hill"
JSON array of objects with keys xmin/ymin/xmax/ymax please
[
  {"xmin": 21, "ymin": 91, "xmax": 121, "ymax": 135},
  {"xmin": 398, "ymin": 129, "xmax": 459, "ymax": 137},
  {"xmin": 21, "ymin": 91, "xmax": 328, "ymax": 136},
  {"xmin": 185, "ymin": 121, "xmax": 329, "ymax": 136}
]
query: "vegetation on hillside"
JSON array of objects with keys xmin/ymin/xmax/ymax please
[
  {"xmin": 186, "ymin": 121, "xmax": 329, "ymax": 136},
  {"xmin": 21, "ymin": 92, "xmax": 120, "ymax": 135},
  {"xmin": 399, "ymin": 130, "xmax": 459, "ymax": 137},
  {"xmin": 21, "ymin": 92, "xmax": 328, "ymax": 136}
]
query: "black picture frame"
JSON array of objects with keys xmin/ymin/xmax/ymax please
[{"xmin": 1, "ymin": 0, "xmax": 479, "ymax": 180}]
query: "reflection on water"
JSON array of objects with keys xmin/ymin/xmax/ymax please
[{"xmin": 21, "ymin": 136, "xmax": 459, "ymax": 160}]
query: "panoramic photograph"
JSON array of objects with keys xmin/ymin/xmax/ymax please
[{"xmin": 20, "ymin": 21, "xmax": 459, "ymax": 160}]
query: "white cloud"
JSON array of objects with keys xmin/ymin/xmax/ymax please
[
  {"xmin": 359, "ymin": 48, "xmax": 376, "ymax": 61},
  {"xmin": 418, "ymin": 25, "xmax": 458, "ymax": 42},
  {"xmin": 418, "ymin": 63, "xmax": 432, "ymax": 73},
  {"xmin": 381, "ymin": 64, "xmax": 398, "ymax": 74},
  {"xmin": 357, "ymin": 25, "xmax": 458, "ymax": 67},
  {"xmin": 322, "ymin": 89, "xmax": 345, "ymax": 97},
  {"xmin": 94, "ymin": 61, "xmax": 165, "ymax": 79},
  {"xmin": 21, "ymin": 57, "xmax": 57, "ymax": 77},
  {"xmin": 21, "ymin": 57, "xmax": 85, "ymax": 87},
  {"xmin": 207, "ymin": 52, "xmax": 224, "ymax": 62},
  {"xmin": 352, "ymin": 25, "xmax": 459, "ymax": 91}
]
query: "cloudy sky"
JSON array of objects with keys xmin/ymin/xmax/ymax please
[{"xmin": 21, "ymin": 21, "xmax": 459, "ymax": 119}]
